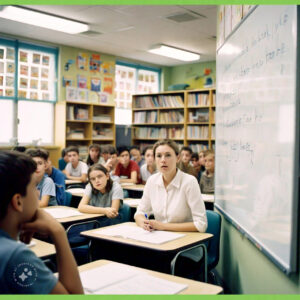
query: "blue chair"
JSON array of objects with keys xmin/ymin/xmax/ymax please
[
  {"xmin": 120, "ymin": 203, "xmax": 131, "ymax": 222},
  {"xmin": 61, "ymin": 191, "xmax": 72, "ymax": 206}
]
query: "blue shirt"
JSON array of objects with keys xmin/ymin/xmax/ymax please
[
  {"xmin": 49, "ymin": 167, "xmax": 66, "ymax": 205},
  {"xmin": 0, "ymin": 230, "xmax": 57, "ymax": 294},
  {"xmin": 37, "ymin": 175, "xmax": 57, "ymax": 206},
  {"xmin": 58, "ymin": 158, "xmax": 67, "ymax": 171}
]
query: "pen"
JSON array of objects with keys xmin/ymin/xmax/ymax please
[{"xmin": 144, "ymin": 213, "xmax": 148, "ymax": 219}]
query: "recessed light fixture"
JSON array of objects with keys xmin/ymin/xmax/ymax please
[
  {"xmin": 148, "ymin": 44, "xmax": 200, "ymax": 62},
  {"xmin": 0, "ymin": 6, "xmax": 89, "ymax": 34}
]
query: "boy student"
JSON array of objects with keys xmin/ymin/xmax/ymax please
[
  {"xmin": 177, "ymin": 146, "xmax": 198, "ymax": 178},
  {"xmin": 105, "ymin": 146, "xmax": 119, "ymax": 174},
  {"xmin": 130, "ymin": 145, "xmax": 145, "ymax": 169},
  {"xmin": 191, "ymin": 152, "xmax": 202, "ymax": 182},
  {"xmin": 0, "ymin": 151, "xmax": 83, "ymax": 294},
  {"xmin": 65, "ymin": 147, "xmax": 88, "ymax": 183},
  {"xmin": 114, "ymin": 146, "xmax": 141, "ymax": 184},
  {"xmin": 140, "ymin": 146, "xmax": 157, "ymax": 184},
  {"xmin": 26, "ymin": 149, "xmax": 57, "ymax": 207},
  {"xmin": 200, "ymin": 150, "xmax": 215, "ymax": 194}
]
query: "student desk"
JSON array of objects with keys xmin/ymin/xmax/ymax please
[
  {"xmin": 79, "ymin": 259, "xmax": 223, "ymax": 294},
  {"xmin": 31, "ymin": 238, "xmax": 56, "ymax": 259},
  {"xmin": 65, "ymin": 179, "xmax": 83, "ymax": 185},
  {"xmin": 81, "ymin": 222, "xmax": 212, "ymax": 281},
  {"xmin": 121, "ymin": 183, "xmax": 144, "ymax": 198}
]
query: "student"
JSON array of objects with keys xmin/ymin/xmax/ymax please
[
  {"xmin": 115, "ymin": 146, "xmax": 141, "ymax": 184},
  {"xmin": 26, "ymin": 149, "xmax": 57, "ymax": 207},
  {"xmin": 177, "ymin": 146, "xmax": 198, "ymax": 178},
  {"xmin": 135, "ymin": 139, "xmax": 207, "ymax": 232},
  {"xmin": 140, "ymin": 146, "xmax": 157, "ymax": 184},
  {"xmin": 130, "ymin": 146, "xmax": 145, "ymax": 168},
  {"xmin": 198, "ymin": 150, "xmax": 206, "ymax": 174},
  {"xmin": 86, "ymin": 144, "xmax": 101, "ymax": 167},
  {"xmin": 99, "ymin": 145, "xmax": 110, "ymax": 164},
  {"xmin": 191, "ymin": 152, "xmax": 202, "ymax": 182},
  {"xmin": 0, "ymin": 151, "xmax": 83, "ymax": 294},
  {"xmin": 65, "ymin": 147, "xmax": 88, "ymax": 183},
  {"xmin": 58, "ymin": 148, "xmax": 68, "ymax": 172},
  {"xmin": 200, "ymin": 150, "xmax": 215, "ymax": 194},
  {"xmin": 104, "ymin": 146, "xmax": 119, "ymax": 175},
  {"xmin": 78, "ymin": 164, "xmax": 124, "ymax": 226},
  {"xmin": 43, "ymin": 150, "xmax": 66, "ymax": 206}
]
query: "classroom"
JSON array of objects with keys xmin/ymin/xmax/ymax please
[{"xmin": 0, "ymin": 4, "xmax": 299, "ymax": 295}]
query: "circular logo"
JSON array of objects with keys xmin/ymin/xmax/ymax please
[{"xmin": 13, "ymin": 262, "xmax": 37, "ymax": 287}]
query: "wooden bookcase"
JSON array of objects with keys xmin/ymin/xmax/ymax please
[
  {"xmin": 65, "ymin": 101, "xmax": 115, "ymax": 159},
  {"xmin": 131, "ymin": 88, "xmax": 215, "ymax": 152}
]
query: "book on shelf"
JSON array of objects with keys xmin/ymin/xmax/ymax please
[
  {"xmin": 93, "ymin": 114, "xmax": 112, "ymax": 122},
  {"xmin": 188, "ymin": 93, "xmax": 209, "ymax": 106},
  {"xmin": 134, "ymin": 127, "xmax": 184, "ymax": 139},
  {"xmin": 187, "ymin": 125, "xmax": 209, "ymax": 139},
  {"xmin": 159, "ymin": 110, "xmax": 184, "ymax": 123},
  {"xmin": 188, "ymin": 109, "xmax": 209, "ymax": 122},
  {"xmin": 134, "ymin": 95, "xmax": 183, "ymax": 108},
  {"xmin": 67, "ymin": 105, "xmax": 89, "ymax": 121},
  {"xmin": 134, "ymin": 111, "xmax": 157, "ymax": 124},
  {"xmin": 190, "ymin": 144, "xmax": 209, "ymax": 152}
]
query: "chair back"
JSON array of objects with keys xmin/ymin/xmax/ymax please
[
  {"xmin": 206, "ymin": 210, "xmax": 221, "ymax": 270},
  {"xmin": 120, "ymin": 203, "xmax": 131, "ymax": 222},
  {"xmin": 62, "ymin": 191, "xmax": 72, "ymax": 206}
]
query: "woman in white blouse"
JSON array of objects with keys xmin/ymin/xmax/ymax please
[{"xmin": 134, "ymin": 139, "xmax": 207, "ymax": 232}]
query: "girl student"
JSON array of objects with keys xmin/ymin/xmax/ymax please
[
  {"xmin": 86, "ymin": 144, "xmax": 101, "ymax": 167},
  {"xmin": 78, "ymin": 164, "xmax": 124, "ymax": 225}
]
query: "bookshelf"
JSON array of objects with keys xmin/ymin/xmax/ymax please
[
  {"xmin": 65, "ymin": 101, "xmax": 115, "ymax": 159},
  {"xmin": 131, "ymin": 89, "xmax": 215, "ymax": 152}
]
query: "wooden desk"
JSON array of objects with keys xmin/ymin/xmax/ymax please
[
  {"xmin": 121, "ymin": 184, "xmax": 145, "ymax": 192},
  {"xmin": 124, "ymin": 198, "xmax": 141, "ymax": 208},
  {"xmin": 79, "ymin": 259, "xmax": 223, "ymax": 294},
  {"xmin": 67, "ymin": 188, "xmax": 85, "ymax": 197},
  {"xmin": 65, "ymin": 179, "xmax": 82, "ymax": 185},
  {"xmin": 31, "ymin": 239, "xmax": 56, "ymax": 258}
]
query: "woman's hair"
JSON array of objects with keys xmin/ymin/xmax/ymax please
[
  {"xmin": 87, "ymin": 163, "xmax": 113, "ymax": 194},
  {"xmin": 153, "ymin": 139, "xmax": 179, "ymax": 157},
  {"xmin": 86, "ymin": 144, "xmax": 101, "ymax": 166}
]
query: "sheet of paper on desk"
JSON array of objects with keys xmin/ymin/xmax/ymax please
[
  {"xmin": 67, "ymin": 188, "xmax": 85, "ymax": 195},
  {"xmin": 44, "ymin": 208, "xmax": 83, "ymax": 219},
  {"xmin": 94, "ymin": 225, "xmax": 185, "ymax": 244},
  {"xmin": 202, "ymin": 194, "xmax": 215, "ymax": 202},
  {"xmin": 80, "ymin": 263, "xmax": 143, "ymax": 292},
  {"xmin": 97, "ymin": 273, "xmax": 187, "ymax": 294},
  {"xmin": 121, "ymin": 182, "xmax": 135, "ymax": 186}
]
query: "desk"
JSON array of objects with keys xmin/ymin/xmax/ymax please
[
  {"xmin": 65, "ymin": 179, "xmax": 82, "ymax": 185},
  {"xmin": 124, "ymin": 198, "xmax": 141, "ymax": 208},
  {"xmin": 31, "ymin": 239, "xmax": 56, "ymax": 258},
  {"xmin": 121, "ymin": 183, "xmax": 145, "ymax": 192},
  {"xmin": 79, "ymin": 259, "xmax": 223, "ymax": 294},
  {"xmin": 81, "ymin": 222, "xmax": 212, "ymax": 279},
  {"xmin": 67, "ymin": 188, "xmax": 85, "ymax": 197}
]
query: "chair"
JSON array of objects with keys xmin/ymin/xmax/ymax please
[
  {"xmin": 61, "ymin": 191, "xmax": 72, "ymax": 206},
  {"xmin": 170, "ymin": 210, "xmax": 221, "ymax": 283},
  {"xmin": 120, "ymin": 203, "xmax": 131, "ymax": 222},
  {"xmin": 66, "ymin": 220, "xmax": 101, "ymax": 264}
]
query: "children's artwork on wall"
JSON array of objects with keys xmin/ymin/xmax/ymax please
[
  {"xmin": 0, "ymin": 62, "xmax": 3, "ymax": 73},
  {"xmin": 5, "ymin": 89, "xmax": 14, "ymax": 96},
  {"xmin": 77, "ymin": 75, "xmax": 87, "ymax": 89},
  {"xmin": 30, "ymin": 79, "xmax": 38, "ymax": 89},
  {"xmin": 42, "ymin": 55, "xmax": 50, "ymax": 66},
  {"xmin": 103, "ymin": 76, "xmax": 113, "ymax": 94},
  {"xmin": 32, "ymin": 53, "xmax": 41, "ymax": 64},
  {"xmin": 6, "ymin": 62, "xmax": 15, "ymax": 74},
  {"xmin": 42, "ymin": 93, "xmax": 49, "ymax": 100},
  {"xmin": 62, "ymin": 76, "xmax": 73, "ymax": 87},
  {"xmin": 20, "ymin": 65, "xmax": 28, "ymax": 76},
  {"xmin": 6, "ymin": 76, "xmax": 14, "ymax": 87},
  {"xmin": 6, "ymin": 48, "xmax": 14, "ymax": 60},
  {"xmin": 30, "ymin": 92, "xmax": 38, "ymax": 100},
  {"xmin": 19, "ymin": 77, "xmax": 28, "ymax": 89},
  {"xmin": 0, "ymin": 76, "xmax": 3, "ymax": 86},
  {"xmin": 41, "ymin": 68, "xmax": 49, "ymax": 79},
  {"xmin": 101, "ymin": 61, "xmax": 115, "ymax": 75},
  {"xmin": 66, "ymin": 86, "xmax": 77, "ymax": 101},
  {"xmin": 31, "ymin": 66, "xmax": 39, "ymax": 77},
  {"xmin": 18, "ymin": 90, "xmax": 27, "ymax": 98},
  {"xmin": 91, "ymin": 77, "xmax": 101, "ymax": 92},
  {"xmin": 0, "ymin": 89, "xmax": 3, "ymax": 96},
  {"xmin": 99, "ymin": 92, "xmax": 108, "ymax": 104},
  {"xmin": 64, "ymin": 59, "xmax": 75, "ymax": 71},
  {"xmin": 128, "ymin": 71, "xmax": 134, "ymax": 79},
  {"xmin": 0, "ymin": 49, "xmax": 4, "ymax": 59},
  {"xmin": 41, "ymin": 81, "xmax": 48, "ymax": 91},
  {"xmin": 19, "ymin": 51, "xmax": 28, "ymax": 63},
  {"xmin": 90, "ymin": 54, "xmax": 101, "ymax": 72},
  {"xmin": 77, "ymin": 53, "xmax": 88, "ymax": 70},
  {"xmin": 78, "ymin": 88, "xmax": 88, "ymax": 102}
]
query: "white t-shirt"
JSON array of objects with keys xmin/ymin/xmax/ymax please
[
  {"xmin": 65, "ymin": 161, "xmax": 88, "ymax": 177},
  {"xmin": 140, "ymin": 164, "xmax": 157, "ymax": 182}
]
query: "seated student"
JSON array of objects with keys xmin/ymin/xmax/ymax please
[
  {"xmin": 26, "ymin": 149, "xmax": 57, "ymax": 207},
  {"xmin": 177, "ymin": 146, "xmax": 198, "ymax": 178},
  {"xmin": 140, "ymin": 146, "xmax": 157, "ymax": 184},
  {"xmin": 135, "ymin": 139, "xmax": 207, "ymax": 232},
  {"xmin": 86, "ymin": 144, "xmax": 101, "ymax": 167},
  {"xmin": 0, "ymin": 151, "xmax": 83, "ymax": 294},
  {"xmin": 191, "ymin": 152, "xmax": 202, "ymax": 182},
  {"xmin": 200, "ymin": 150, "xmax": 215, "ymax": 194},
  {"xmin": 104, "ymin": 146, "xmax": 119, "ymax": 175},
  {"xmin": 130, "ymin": 146, "xmax": 145, "ymax": 169},
  {"xmin": 198, "ymin": 150, "xmax": 206, "ymax": 174},
  {"xmin": 114, "ymin": 146, "xmax": 141, "ymax": 184},
  {"xmin": 43, "ymin": 150, "xmax": 66, "ymax": 206},
  {"xmin": 58, "ymin": 148, "xmax": 68, "ymax": 172},
  {"xmin": 98, "ymin": 145, "xmax": 110, "ymax": 165},
  {"xmin": 65, "ymin": 147, "xmax": 88, "ymax": 183},
  {"xmin": 78, "ymin": 164, "xmax": 124, "ymax": 226}
]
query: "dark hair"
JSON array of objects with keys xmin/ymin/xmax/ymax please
[
  {"xmin": 61, "ymin": 148, "xmax": 67, "ymax": 157},
  {"xmin": 107, "ymin": 145, "xmax": 117, "ymax": 155},
  {"xmin": 12, "ymin": 146, "xmax": 26, "ymax": 153},
  {"xmin": 153, "ymin": 139, "xmax": 179, "ymax": 157},
  {"xmin": 87, "ymin": 144, "xmax": 101, "ymax": 166},
  {"xmin": 191, "ymin": 152, "xmax": 199, "ymax": 160},
  {"xmin": 117, "ymin": 146, "xmax": 130, "ymax": 156},
  {"xmin": 100, "ymin": 145, "xmax": 110, "ymax": 154},
  {"xmin": 143, "ymin": 146, "xmax": 153, "ymax": 155},
  {"xmin": 87, "ymin": 164, "xmax": 113, "ymax": 194},
  {"xmin": 130, "ymin": 145, "xmax": 141, "ymax": 153},
  {"xmin": 25, "ymin": 148, "xmax": 49, "ymax": 161},
  {"xmin": 66, "ymin": 146, "xmax": 79, "ymax": 155},
  {"xmin": 180, "ymin": 146, "xmax": 193, "ymax": 155},
  {"xmin": 0, "ymin": 151, "xmax": 37, "ymax": 220}
]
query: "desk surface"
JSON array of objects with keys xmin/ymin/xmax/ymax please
[
  {"xmin": 31, "ymin": 238, "xmax": 56, "ymax": 258},
  {"xmin": 81, "ymin": 222, "xmax": 212, "ymax": 252},
  {"xmin": 78, "ymin": 259, "xmax": 222, "ymax": 294},
  {"xmin": 44, "ymin": 206, "xmax": 103, "ymax": 224},
  {"xmin": 67, "ymin": 188, "xmax": 85, "ymax": 197},
  {"xmin": 123, "ymin": 198, "xmax": 141, "ymax": 208},
  {"xmin": 121, "ymin": 183, "xmax": 145, "ymax": 191},
  {"xmin": 65, "ymin": 179, "xmax": 83, "ymax": 185}
]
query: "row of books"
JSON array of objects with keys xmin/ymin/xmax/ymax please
[
  {"xmin": 160, "ymin": 111, "xmax": 184, "ymax": 123},
  {"xmin": 188, "ymin": 93, "xmax": 210, "ymax": 106},
  {"xmin": 92, "ymin": 127, "xmax": 113, "ymax": 139},
  {"xmin": 134, "ymin": 95, "xmax": 184, "ymax": 108},
  {"xmin": 138, "ymin": 142, "xmax": 184, "ymax": 152},
  {"xmin": 190, "ymin": 143, "xmax": 209, "ymax": 152},
  {"xmin": 93, "ymin": 114, "xmax": 112, "ymax": 122},
  {"xmin": 134, "ymin": 127, "xmax": 184, "ymax": 139},
  {"xmin": 189, "ymin": 109, "xmax": 209, "ymax": 123},
  {"xmin": 66, "ymin": 128, "xmax": 85, "ymax": 139},
  {"xmin": 134, "ymin": 111, "xmax": 157, "ymax": 123},
  {"xmin": 67, "ymin": 106, "xmax": 89, "ymax": 121},
  {"xmin": 187, "ymin": 125, "xmax": 209, "ymax": 139}
]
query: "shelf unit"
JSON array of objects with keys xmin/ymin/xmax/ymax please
[
  {"xmin": 65, "ymin": 100, "xmax": 115, "ymax": 160},
  {"xmin": 131, "ymin": 88, "xmax": 215, "ymax": 152}
]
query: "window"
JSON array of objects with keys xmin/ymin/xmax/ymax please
[
  {"xmin": 114, "ymin": 62, "xmax": 160, "ymax": 125},
  {"xmin": 0, "ymin": 37, "xmax": 58, "ymax": 145}
]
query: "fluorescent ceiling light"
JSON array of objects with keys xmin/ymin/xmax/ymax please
[
  {"xmin": 0, "ymin": 6, "xmax": 89, "ymax": 34},
  {"xmin": 148, "ymin": 44, "xmax": 200, "ymax": 62}
]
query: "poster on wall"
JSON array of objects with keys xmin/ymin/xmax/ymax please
[
  {"xmin": 103, "ymin": 76, "xmax": 113, "ymax": 94},
  {"xmin": 101, "ymin": 61, "xmax": 115, "ymax": 75},
  {"xmin": 91, "ymin": 77, "xmax": 101, "ymax": 92},
  {"xmin": 90, "ymin": 54, "xmax": 101, "ymax": 72},
  {"xmin": 77, "ymin": 75, "xmax": 87, "ymax": 89},
  {"xmin": 77, "ymin": 52, "xmax": 89, "ymax": 70}
]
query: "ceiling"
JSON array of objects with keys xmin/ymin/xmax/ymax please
[{"xmin": 0, "ymin": 5, "xmax": 217, "ymax": 67}]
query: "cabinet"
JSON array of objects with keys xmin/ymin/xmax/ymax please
[{"xmin": 131, "ymin": 89, "xmax": 215, "ymax": 152}]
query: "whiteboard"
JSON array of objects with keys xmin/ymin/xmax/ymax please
[{"xmin": 215, "ymin": 5, "xmax": 299, "ymax": 273}]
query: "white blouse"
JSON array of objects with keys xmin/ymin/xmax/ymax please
[{"xmin": 135, "ymin": 168, "xmax": 207, "ymax": 232}]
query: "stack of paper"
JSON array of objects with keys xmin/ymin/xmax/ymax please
[
  {"xmin": 81, "ymin": 263, "xmax": 187, "ymax": 294},
  {"xmin": 94, "ymin": 225, "xmax": 185, "ymax": 244},
  {"xmin": 44, "ymin": 208, "xmax": 83, "ymax": 219}
]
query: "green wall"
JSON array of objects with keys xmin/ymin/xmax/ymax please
[{"xmin": 217, "ymin": 215, "xmax": 300, "ymax": 294}]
